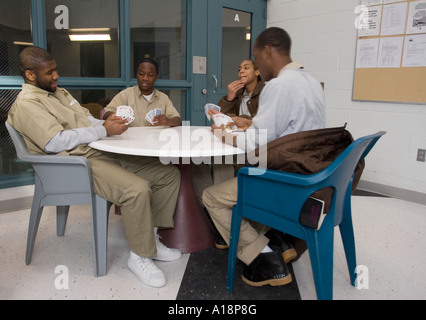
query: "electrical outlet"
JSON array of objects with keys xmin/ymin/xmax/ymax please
[{"xmin": 417, "ymin": 149, "xmax": 426, "ymax": 162}]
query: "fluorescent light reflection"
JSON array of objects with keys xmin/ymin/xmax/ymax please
[{"xmin": 69, "ymin": 34, "xmax": 111, "ymax": 41}]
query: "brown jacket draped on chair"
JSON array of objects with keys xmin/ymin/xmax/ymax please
[{"xmin": 238, "ymin": 125, "xmax": 365, "ymax": 258}]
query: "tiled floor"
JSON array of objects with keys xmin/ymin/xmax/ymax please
[{"xmin": 0, "ymin": 188, "xmax": 425, "ymax": 300}]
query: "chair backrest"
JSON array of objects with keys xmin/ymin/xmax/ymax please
[
  {"xmin": 5, "ymin": 121, "xmax": 32, "ymax": 161},
  {"xmin": 237, "ymin": 131, "xmax": 385, "ymax": 230},
  {"xmin": 5, "ymin": 121, "xmax": 94, "ymax": 196},
  {"xmin": 319, "ymin": 131, "xmax": 386, "ymax": 225}
]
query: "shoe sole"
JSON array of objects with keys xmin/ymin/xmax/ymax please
[
  {"xmin": 152, "ymin": 254, "xmax": 182, "ymax": 262},
  {"xmin": 215, "ymin": 243, "xmax": 229, "ymax": 250},
  {"xmin": 127, "ymin": 260, "xmax": 166, "ymax": 288},
  {"xmin": 283, "ymin": 248, "xmax": 297, "ymax": 264},
  {"xmin": 242, "ymin": 273, "xmax": 293, "ymax": 287}
]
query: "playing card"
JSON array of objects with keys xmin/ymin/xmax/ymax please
[
  {"xmin": 154, "ymin": 108, "xmax": 163, "ymax": 116},
  {"xmin": 116, "ymin": 105, "xmax": 135, "ymax": 125},
  {"xmin": 145, "ymin": 108, "xmax": 163, "ymax": 125},
  {"xmin": 205, "ymin": 103, "xmax": 221, "ymax": 121},
  {"xmin": 212, "ymin": 113, "xmax": 238, "ymax": 133},
  {"xmin": 127, "ymin": 115, "xmax": 136, "ymax": 124}
]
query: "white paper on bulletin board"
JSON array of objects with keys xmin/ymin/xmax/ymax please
[
  {"xmin": 358, "ymin": 5, "xmax": 382, "ymax": 37},
  {"xmin": 356, "ymin": 38, "xmax": 379, "ymax": 68},
  {"xmin": 406, "ymin": 0, "xmax": 426, "ymax": 34},
  {"xmin": 402, "ymin": 34, "xmax": 426, "ymax": 66},
  {"xmin": 362, "ymin": 0, "xmax": 383, "ymax": 5},
  {"xmin": 381, "ymin": 2, "xmax": 408, "ymax": 35},
  {"xmin": 378, "ymin": 36, "xmax": 404, "ymax": 67}
]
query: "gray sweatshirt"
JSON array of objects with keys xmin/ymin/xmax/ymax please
[
  {"xmin": 44, "ymin": 116, "xmax": 106, "ymax": 154},
  {"xmin": 236, "ymin": 65, "xmax": 326, "ymax": 153}
]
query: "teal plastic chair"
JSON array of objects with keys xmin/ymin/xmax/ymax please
[
  {"xmin": 6, "ymin": 122, "xmax": 112, "ymax": 277},
  {"xmin": 226, "ymin": 131, "xmax": 386, "ymax": 300}
]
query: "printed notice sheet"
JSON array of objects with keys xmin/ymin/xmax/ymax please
[
  {"xmin": 402, "ymin": 34, "xmax": 426, "ymax": 67},
  {"xmin": 378, "ymin": 36, "xmax": 404, "ymax": 67},
  {"xmin": 380, "ymin": 2, "xmax": 408, "ymax": 36},
  {"xmin": 356, "ymin": 38, "xmax": 379, "ymax": 68},
  {"xmin": 361, "ymin": 0, "xmax": 383, "ymax": 5},
  {"xmin": 406, "ymin": 0, "xmax": 426, "ymax": 34},
  {"xmin": 358, "ymin": 5, "xmax": 382, "ymax": 37},
  {"xmin": 384, "ymin": 0, "xmax": 405, "ymax": 4}
]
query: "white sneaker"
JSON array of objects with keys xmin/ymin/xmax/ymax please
[
  {"xmin": 153, "ymin": 235, "xmax": 182, "ymax": 262},
  {"xmin": 128, "ymin": 251, "xmax": 166, "ymax": 288}
]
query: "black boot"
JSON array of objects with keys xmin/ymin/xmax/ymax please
[
  {"xmin": 265, "ymin": 229, "xmax": 297, "ymax": 264},
  {"xmin": 242, "ymin": 251, "xmax": 292, "ymax": 287},
  {"xmin": 215, "ymin": 233, "xmax": 229, "ymax": 250}
]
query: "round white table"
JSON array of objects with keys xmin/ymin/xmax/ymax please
[{"xmin": 89, "ymin": 126, "xmax": 245, "ymax": 253}]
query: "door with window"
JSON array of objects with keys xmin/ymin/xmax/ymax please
[
  {"xmin": 0, "ymin": 0, "xmax": 265, "ymax": 189},
  {"xmin": 191, "ymin": 0, "xmax": 266, "ymax": 125}
]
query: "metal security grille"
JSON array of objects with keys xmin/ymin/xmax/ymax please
[
  {"xmin": 0, "ymin": 0, "xmax": 33, "ymax": 76},
  {"xmin": 130, "ymin": 0, "xmax": 187, "ymax": 80},
  {"xmin": 0, "ymin": 0, "xmax": 34, "ymax": 188},
  {"xmin": 0, "ymin": 90, "xmax": 34, "ymax": 188}
]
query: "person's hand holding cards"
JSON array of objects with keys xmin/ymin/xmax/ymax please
[
  {"xmin": 205, "ymin": 103, "xmax": 221, "ymax": 121},
  {"xmin": 116, "ymin": 105, "xmax": 135, "ymax": 125},
  {"xmin": 205, "ymin": 103, "xmax": 238, "ymax": 133},
  {"xmin": 212, "ymin": 113, "xmax": 238, "ymax": 133},
  {"xmin": 145, "ymin": 108, "xmax": 164, "ymax": 126},
  {"xmin": 103, "ymin": 114, "xmax": 128, "ymax": 136}
]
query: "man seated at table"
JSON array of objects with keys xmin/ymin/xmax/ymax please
[
  {"xmin": 103, "ymin": 58, "xmax": 182, "ymax": 127},
  {"xmin": 7, "ymin": 46, "xmax": 182, "ymax": 288},
  {"xmin": 203, "ymin": 27, "xmax": 326, "ymax": 287}
]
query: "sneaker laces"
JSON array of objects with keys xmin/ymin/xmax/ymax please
[
  {"xmin": 136, "ymin": 256, "xmax": 160, "ymax": 274},
  {"xmin": 155, "ymin": 234, "xmax": 172, "ymax": 252}
]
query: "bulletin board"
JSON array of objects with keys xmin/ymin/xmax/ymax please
[{"xmin": 352, "ymin": 0, "xmax": 426, "ymax": 104}]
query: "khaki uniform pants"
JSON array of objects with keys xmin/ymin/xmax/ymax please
[
  {"xmin": 88, "ymin": 151, "xmax": 180, "ymax": 258},
  {"xmin": 192, "ymin": 163, "xmax": 235, "ymax": 205},
  {"xmin": 202, "ymin": 177, "xmax": 270, "ymax": 265}
]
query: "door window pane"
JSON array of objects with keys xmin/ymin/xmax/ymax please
[
  {"xmin": 222, "ymin": 8, "xmax": 252, "ymax": 88},
  {"xmin": 159, "ymin": 89, "xmax": 187, "ymax": 120},
  {"xmin": 45, "ymin": 0, "xmax": 120, "ymax": 78},
  {"xmin": 67, "ymin": 89, "xmax": 120, "ymax": 119},
  {"xmin": 130, "ymin": 0, "xmax": 187, "ymax": 80},
  {"xmin": 0, "ymin": 0, "xmax": 32, "ymax": 76}
]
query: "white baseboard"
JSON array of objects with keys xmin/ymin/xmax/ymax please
[{"xmin": 357, "ymin": 180, "xmax": 426, "ymax": 206}]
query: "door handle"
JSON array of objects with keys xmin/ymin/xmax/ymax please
[{"xmin": 212, "ymin": 74, "xmax": 218, "ymax": 94}]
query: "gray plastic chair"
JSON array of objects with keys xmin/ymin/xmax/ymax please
[{"xmin": 5, "ymin": 122, "xmax": 112, "ymax": 277}]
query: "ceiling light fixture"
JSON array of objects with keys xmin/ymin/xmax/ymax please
[
  {"xmin": 69, "ymin": 34, "xmax": 111, "ymax": 41},
  {"xmin": 68, "ymin": 28, "xmax": 111, "ymax": 32},
  {"xmin": 13, "ymin": 41, "xmax": 34, "ymax": 46}
]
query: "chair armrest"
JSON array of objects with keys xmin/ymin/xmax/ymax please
[
  {"xmin": 238, "ymin": 166, "xmax": 322, "ymax": 187},
  {"xmin": 20, "ymin": 152, "xmax": 90, "ymax": 167},
  {"xmin": 29, "ymin": 155, "xmax": 93, "ymax": 195}
]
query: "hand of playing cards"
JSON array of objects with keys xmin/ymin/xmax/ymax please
[
  {"xmin": 205, "ymin": 103, "xmax": 221, "ymax": 121},
  {"xmin": 205, "ymin": 103, "xmax": 238, "ymax": 133},
  {"xmin": 212, "ymin": 113, "xmax": 238, "ymax": 133},
  {"xmin": 116, "ymin": 105, "xmax": 135, "ymax": 125},
  {"xmin": 145, "ymin": 108, "xmax": 163, "ymax": 125}
]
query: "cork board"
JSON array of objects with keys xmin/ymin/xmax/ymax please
[{"xmin": 353, "ymin": 0, "xmax": 426, "ymax": 104}]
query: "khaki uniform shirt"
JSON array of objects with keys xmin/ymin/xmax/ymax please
[
  {"xmin": 8, "ymin": 84, "xmax": 95, "ymax": 157},
  {"xmin": 105, "ymin": 86, "xmax": 181, "ymax": 127}
]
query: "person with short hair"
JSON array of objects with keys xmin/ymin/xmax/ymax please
[
  {"xmin": 103, "ymin": 58, "xmax": 182, "ymax": 127},
  {"xmin": 8, "ymin": 46, "xmax": 182, "ymax": 288},
  {"xmin": 203, "ymin": 27, "xmax": 326, "ymax": 287}
]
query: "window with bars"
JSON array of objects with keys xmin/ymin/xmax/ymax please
[{"xmin": 0, "ymin": 0, "xmax": 190, "ymax": 189}]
